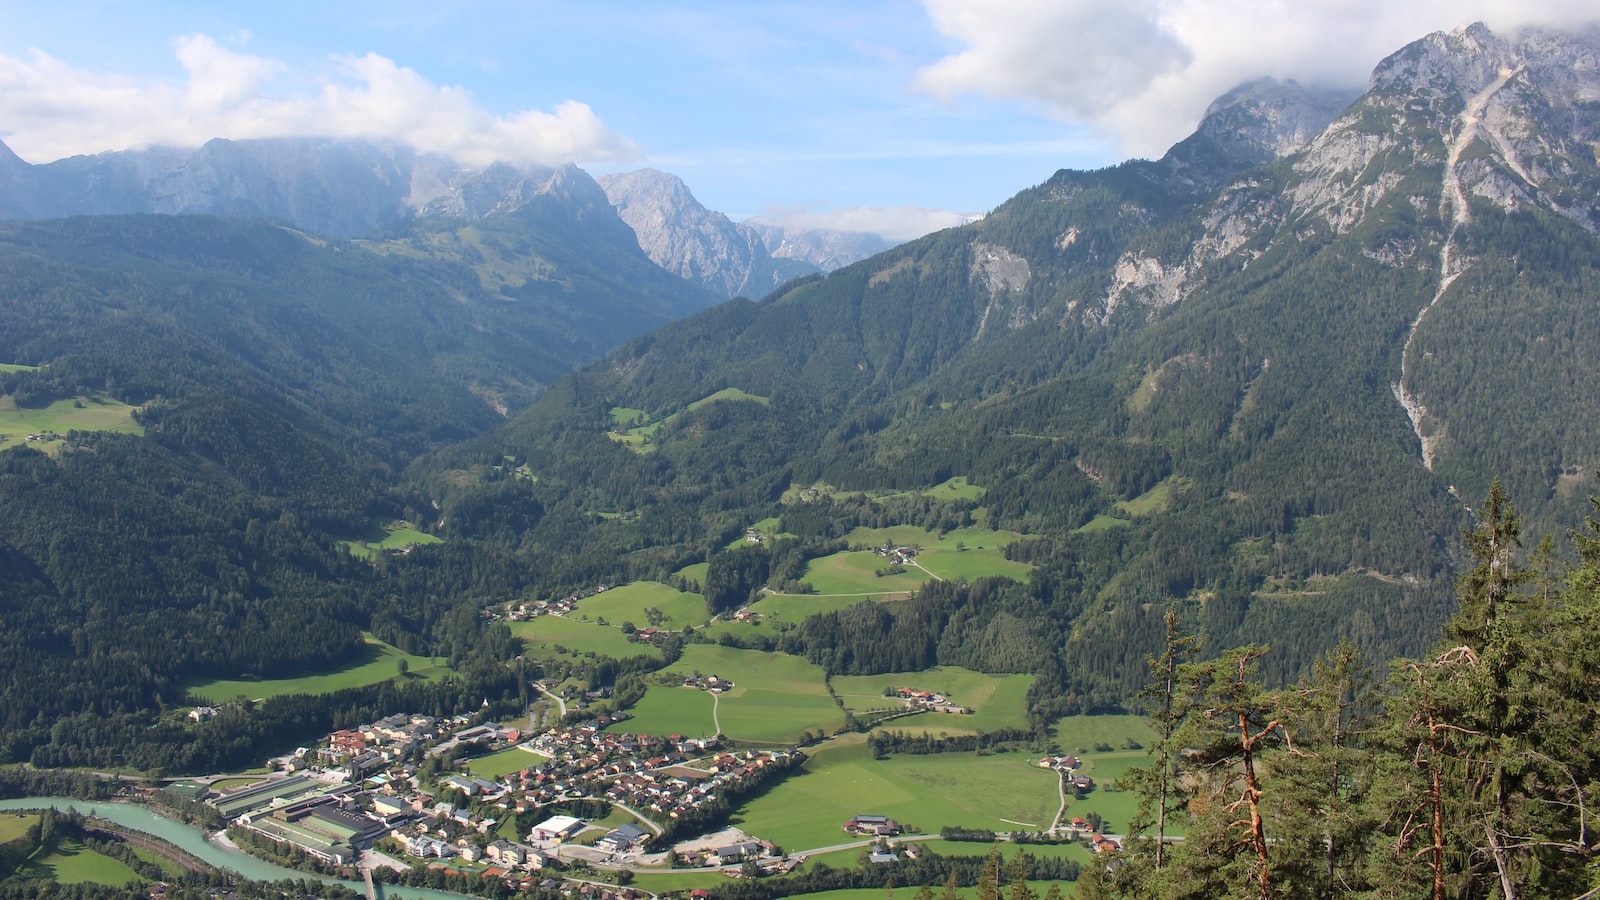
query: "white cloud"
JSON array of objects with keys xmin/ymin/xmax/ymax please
[
  {"xmin": 913, "ymin": 0, "xmax": 1600, "ymax": 159},
  {"xmin": 750, "ymin": 205, "xmax": 979, "ymax": 242},
  {"xmin": 0, "ymin": 34, "xmax": 641, "ymax": 166}
]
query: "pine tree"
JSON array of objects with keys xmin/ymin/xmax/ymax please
[{"xmin": 976, "ymin": 844, "xmax": 1005, "ymax": 900}]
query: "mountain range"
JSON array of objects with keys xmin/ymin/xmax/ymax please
[
  {"xmin": 0, "ymin": 137, "xmax": 898, "ymax": 298},
  {"xmin": 1, "ymin": 20, "xmax": 1598, "ymax": 765}
]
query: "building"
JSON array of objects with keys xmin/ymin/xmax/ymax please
[
  {"xmin": 843, "ymin": 815, "xmax": 902, "ymax": 836},
  {"xmin": 595, "ymin": 823, "xmax": 651, "ymax": 852},
  {"xmin": 530, "ymin": 814, "xmax": 586, "ymax": 842}
]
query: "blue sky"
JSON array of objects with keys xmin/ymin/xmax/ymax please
[{"xmin": 1, "ymin": 0, "xmax": 1593, "ymax": 237}]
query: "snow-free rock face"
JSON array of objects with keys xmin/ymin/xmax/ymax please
[
  {"xmin": 744, "ymin": 220, "xmax": 896, "ymax": 272},
  {"xmin": 1162, "ymin": 77, "xmax": 1360, "ymax": 180},
  {"xmin": 596, "ymin": 168, "xmax": 818, "ymax": 298}
]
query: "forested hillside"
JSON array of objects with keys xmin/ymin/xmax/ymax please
[{"xmin": 420, "ymin": 23, "xmax": 1600, "ymax": 713}]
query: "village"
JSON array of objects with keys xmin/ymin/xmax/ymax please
[{"xmin": 163, "ymin": 707, "xmax": 818, "ymax": 897}]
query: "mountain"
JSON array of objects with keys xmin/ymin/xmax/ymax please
[
  {"xmin": 435, "ymin": 21, "xmax": 1600, "ymax": 710},
  {"xmin": 597, "ymin": 168, "xmax": 821, "ymax": 298},
  {"xmin": 743, "ymin": 219, "xmax": 899, "ymax": 272}
]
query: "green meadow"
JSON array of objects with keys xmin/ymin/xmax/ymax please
[
  {"xmin": 19, "ymin": 840, "xmax": 144, "ymax": 886},
  {"xmin": 340, "ymin": 520, "xmax": 443, "ymax": 558},
  {"xmin": 731, "ymin": 734, "xmax": 1059, "ymax": 850},
  {"xmin": 188, "ymin": 634, "xmax": 447, "ymax": 703},
  {"xmin": 1050, "ymin": 715, "xmax": 1154, "ymax": 754},
  {"xmin": 622, "ymin": 645, "xmax": 843, "ymax": 743},
  {"xmin": 0, "ymin": 812, "xmax": 32, "ymax": 843},
  {"xmin": 462, "ymin": 746, "xmax": 545, "ymax": 780},
  {"xmin": 610, "ymin": 687, "xmax": 717, "ymax": 740},
  {"xmin": 511, "ymin": 616, "xmax": 661, "ymax": 662},
  {"xmin": 573, "ymin": 581, "xmax": 709, "ymax": 630},
  {"xmin": 673, "ymin": 562, "xmax": 709, "ymax": 585},
  {"xmin": 608, "ymin": 389, "xmax": 771, "ymax": 452},
  {"xmin": 798, "ymin": 550, "xmax": 928, "ymax": 596},
  {"xmin": 0, "ymin": 395, "xmax": 143, "ymax": 450},
  {"xmin": 831, "ymin": 667, "xmax": 1036, "ymax": 735}
]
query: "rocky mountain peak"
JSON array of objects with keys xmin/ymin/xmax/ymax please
[
  {"xmin": 1161, "ymin": 77, "xmax": 1359, "ymax": 180},
  {"xmin": 597, "ymin": 168, "xmax": 819, "ymax": 298}
]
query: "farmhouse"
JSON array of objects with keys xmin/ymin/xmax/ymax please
[{"xmin": 843, "ymin": 814, "xmax": 902, "ymax": 836}]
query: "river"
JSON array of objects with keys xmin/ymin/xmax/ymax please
[{"xmin": 0, "ymin": 798, "xmax": 472, "ymax": 900}]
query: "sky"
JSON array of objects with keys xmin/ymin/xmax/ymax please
[{"xmin": 1, "ymin": 1, "xmax": 1595, "ymax": 240}]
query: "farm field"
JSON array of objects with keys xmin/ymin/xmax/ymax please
[
  {"xmin": 511, "ymin": 615, "xmax": 661, "ymax": 662},
  {"xmin": 187, "ymin": 634, "xmax": 447, "ymax": 703},
  {"xmin": 340, "ymin": 520, "xmax": 442, "ymax": 559},
  {"xmin": 831, "ymin": 667, "xmax": 1036, "ymax": 735},
  {"xmin": 572, "ymin": 582, "xmax": 708, "ymax": 630},
  {"xmin": 798, "ymin": 550, "xmax": 929, "ymax": 596},
  {"xmin": 874, "ymin": 476, "xmax": 988, "ymax": 503},
  {"xmin": 462, "ymin": 747, "xmax": 546, "ymax": 780},
  {"xmin": 609, "ymin": 687, "xmax": 717, "ymax": 740},
  {"xmin": 0, "ymin": 395, "xmax": 143, "ymax": 450},
  {"xmin": 731, "ymin": 734, "xmax": 1059, "ymax": 851},
  {"xmin": 1050, "ymin": 715, "xmax": 1153, "ymax": 754},
  {"xmin": 627, "ymin": 645, "xmax": 843, "ymax": 743},
  {"xmin": 841, "ymin": 526, "xmax": 1032, "ymax": 584}
]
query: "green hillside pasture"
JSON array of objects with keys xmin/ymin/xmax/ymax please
[
  {"xmin": 510, "ymin": 616, "xmax": 660, "ymax": 663},
  {"xmin": 831, "ymin": 668, "xmax": 1036, "ymax": 735},
  {"xmin": 0, "ymin": 395, "xmax": 143, "ymax": 450},
  {"xmin": 609, "ymin": 687, "xmax": 716, "ymax": 740},
  {"xmin": 799, "ymin": 550, "xmax": 929, "ymax": 596},
  {"xmin": 20, "ymin": 840, "xmax": 144, "ymax": 886},
  {"xmin": 462, "ymin": 747, "xmax": 546, "ymax": 781},
  {"xmin": 1050, "ymin": 715, "xmax": 1154, "ymax": 754},
  {"xmin": 732, "ymin": 734, "xmax": 1058, "ymax": 851},
  {"xmin": 188, "ymin": 635, "xmax": 447, "ymax": 703},
  {"xmin": 0, "ymin": 363, "xmax": 39, "ymax": 373},
  {"xmin": 844, "ymin": 525, "xmax": 1025, "ymax": 552},
  {"xmin": 916, "ymin": 547, "xmax": 1031, "ymax": 584},
  {"xmin": 341, "ymin": 520, "xmax": 443, "ymax": 559},
  {"xmin": 874, "ymin": 476, "xmax": 987, "ymax": 503},
  {"xmin": 644, "ymin": 645, "xmax": 843, "ymax": 743},
  {"xmin": 699, "ymin": 592, "xmax": 870, "ymax": 643},
  {"xmin": 1116, "ymin": 476, "xmax": 1188, "ymax": 516},
  {"xmin": 674, "ymin": 562, "xmax": 709, "ymax": 585},
  {"xmin": 608, "ymin": 388, "xmax": 770, "ymax": 453},
  {"xmin": 574, "ymin": 582, "xmax": 709, "ymax": 630}
]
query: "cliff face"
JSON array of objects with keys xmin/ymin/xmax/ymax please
[{"xmin": 597, "ymin": 168, "xmax": 819, "ymax": 298}]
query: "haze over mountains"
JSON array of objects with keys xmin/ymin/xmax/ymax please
[
  {"xmin": 1, "ymin": 19, "xmax": 1599, "ymax": 773},
  {"xmin": 0, "ymin": 137, "xmax": 906, "ymax": 298}
]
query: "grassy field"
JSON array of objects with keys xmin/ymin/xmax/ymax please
[
  {"xmin": 1049, "ymin": 715, "xmax": 1153, "ymax": 754},
  {"xmin": 608, "ymin": 389, "xmax": 771, "ymax": 452},
  {"xmin": 0, "ymin": 395, "xmax": 143, "ymax": 451},
  {"xmin": 798, "ymin": 550, "xmax": 929, "ymax": 596},
  {"xmin": 20, "ymin": 839, "xmax": 144, "ymax": 886},
  {"xmin": 0, "ymin": 812, "xmax": 32, "ymax": 843},
  {"xmin": 610, "ymin": 687, "xmax": 717, "ymax": 739},
  {"xmin": 461, "ymin": 746, "xmax": 545, "ymax": 780},
  {"xmin": 340, "ymin": 520, "xmax": 443, "ymax": 559},
  {"xmin": 187, "ymin": 634, "xmax": 448, "ymax": 703},
  {"xmin": 831, "ymin": 667, "xmax": 1036, "ymax": 735},
  {"xmin": 0, "ymin": 363, "xmax": 39, "ymax": 373},
  {"xmin": 840, "ymin": 526, "xmax": 1032, "ymax": 585},
  {"xmin": 874, "ymin": 476, "xmax": 988, "ymax": 503},
  {"xmin": 624, "ymin": 645, "xmax": 843, "ymax": 743},
  {"xmin": 511, "ymin": 616, "xmax": 662, "ymax": 662},
  {"xmin": 573, "ymin": 582, "xmax": 709, "ymax": 630},
  {"xmin": 732, "ymin": 734, "xmax": 1059, "ymax": 850},
  {"xmin": 674, "ymin": 562, "xmax": 709, "ymax": 585},
  {"xmin": 337, "ymin": 515, "xmax": 438, "ymax": 557}
]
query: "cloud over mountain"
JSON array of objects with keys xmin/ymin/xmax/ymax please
[
  {"xmin": 913, "ymin": 0, "xmax": 1599, "ymax": 158},
  {"xmin": 0, "ymin": 34, "xmax": 641, "ymax": 166}
]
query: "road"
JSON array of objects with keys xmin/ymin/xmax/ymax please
[{"xmin": 535, "ymin": 682, "xmax": 568, "ymax": 717}]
